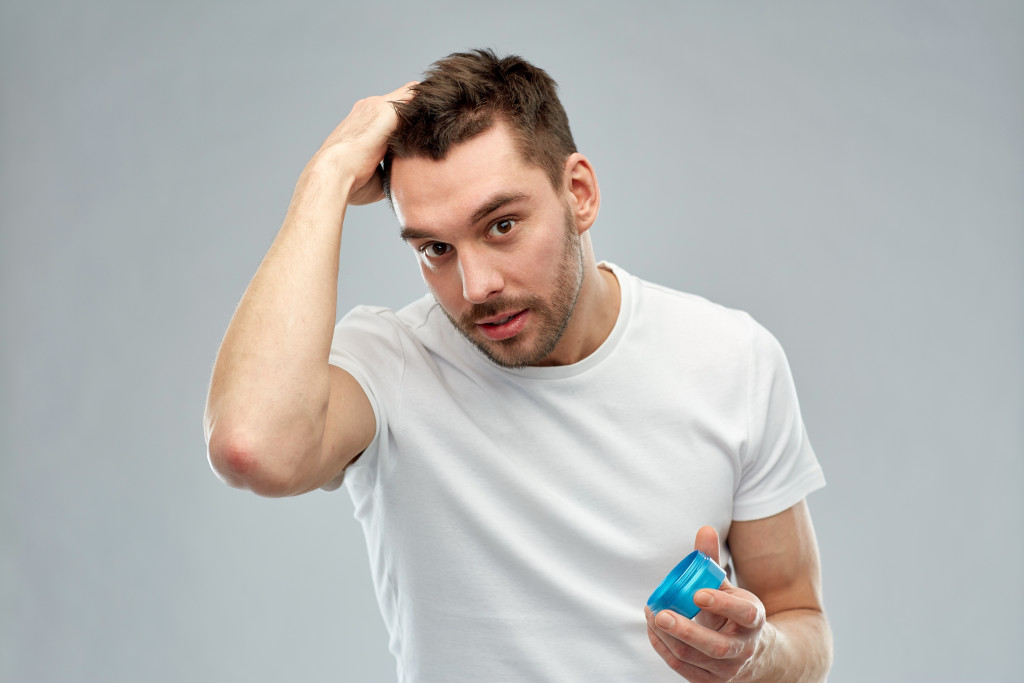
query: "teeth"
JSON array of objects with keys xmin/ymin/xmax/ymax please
[{"xmin": 487, "ymin": 315, "xmax": 513, "ymax": 326}]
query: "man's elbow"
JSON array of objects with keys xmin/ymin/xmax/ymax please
[{"xmin": 206, "ymin": 427, "xmax": 308, "ymax": 498}]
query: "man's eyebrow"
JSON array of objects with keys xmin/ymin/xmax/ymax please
[
  {"xmin": 400, "ymin": 191, "xmax": 530, "ymax": 242},
  {"xmin": 399, "ymin": 226, "xmax": 433, "ymax": 241},
  {"xmin": 469, "ymin": 191, "xmax": 530, "ymax": 225}
]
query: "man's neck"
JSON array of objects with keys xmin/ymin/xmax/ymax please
[{"xmin": 536, "ymin": 248, "xmax": 621, "ymax": 367}]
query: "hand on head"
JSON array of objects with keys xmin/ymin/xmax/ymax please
[{"xmin": 307, "ymin": 82, "xmax": 418, "ymax": 207}]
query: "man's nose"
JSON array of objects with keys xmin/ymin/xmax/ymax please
[{"xmin": 458, "ymin": 249, "xmax": 504, "ymax": 304}]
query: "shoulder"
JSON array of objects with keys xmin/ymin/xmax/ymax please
[
  {"xmin": 331, "ymin": 295, "xmax": 466, "ymax": 374},
  {"xmin": 334, "ymin": 295, "xmax": 437, "ymax": 340},
  {"xmin": 608, "ymin": 263, "xmax": 748, "ymax": 324},
  {"xmin": 606, "ymin": 264, "xmax": 796, "ymax": 385},
  {"xmin": 613, "ymin": 266, "xmax": 759, "ymax": 348}
]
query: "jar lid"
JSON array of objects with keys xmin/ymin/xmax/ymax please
[{"xmin": 647, "ymin": 550, "xmax": 727, "ymax": 619}]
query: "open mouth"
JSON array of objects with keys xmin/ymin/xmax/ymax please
[
  {"xmin": 476, "ymin": 309, "xmax": 528, "ymax": 341},
  {"xmin": 484, "ymin": 314, "xmax": 516, "ymax": 326}
]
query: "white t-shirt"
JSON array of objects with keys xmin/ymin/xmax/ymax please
[{"xmin": 328, "ymin": 263, "xmax": 825, "ymax": 682}]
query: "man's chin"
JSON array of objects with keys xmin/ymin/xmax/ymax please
[
  {"xmin": 472, "ymin": 329, "xmax": 571, "ymax": 369},
  {"xmin": 472, "ymin": 336, "xmax": 536, "ymax": 369}
]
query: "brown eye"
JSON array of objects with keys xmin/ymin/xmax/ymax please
[
  {"xmin": 420, "ymin": 242, "xmax": 452, "ymax": 259},
  {"xmin": 489, "ymin": 219, "xmax": 515, "ymax": 236}
]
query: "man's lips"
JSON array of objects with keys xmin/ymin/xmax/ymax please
[
  {"xmin": 477, "ymin": 310, "xmax": 522, "ymax": 325},
  {"xmin": 475, "ymin": 309, "xmax": 529, "ymax": 341}
]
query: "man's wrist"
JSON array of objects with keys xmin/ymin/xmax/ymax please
[
  {"xmin": 729, "ymin": 618, "xmax": 775, "ymax": 683},
  {"xmin": 735, "ymin": 610, "xmax": 831, "ymax": 683},
  {"xmin": 290, "ymin": 153, "xmax": 358, "ymax": 223}
]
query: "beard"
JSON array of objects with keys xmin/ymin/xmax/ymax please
[{"xmin": 438, "ymin": 206, "xmax": 584, "ymax": 369}]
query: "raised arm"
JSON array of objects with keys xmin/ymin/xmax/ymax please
[{"xmin": 203, "ymin": 83, "xmax": 416, "ymax": 497}]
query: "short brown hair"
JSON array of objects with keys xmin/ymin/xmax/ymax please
[{"xmin": 382, "ymin": 49, "xmax": 577, "ymax": 199}]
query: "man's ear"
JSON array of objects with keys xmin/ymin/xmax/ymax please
[{"xmin": 563, "ymin": 153, "xmax": 600, "ymax": 234}]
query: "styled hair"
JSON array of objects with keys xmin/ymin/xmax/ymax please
[{"xmin": 382, "ymin": 49, "xmax": 576, "ymax": 199}]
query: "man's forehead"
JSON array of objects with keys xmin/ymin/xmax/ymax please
[{"xmin": 390, "ymin": 124, "xmax": 548, "ymax": 227}]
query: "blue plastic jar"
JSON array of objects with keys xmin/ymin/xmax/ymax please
[{"xmin": 647, "ymin": 550, "xmax": 727, "ymax": 619}]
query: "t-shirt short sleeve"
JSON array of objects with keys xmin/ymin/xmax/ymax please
[
  {"xmin": 732, "ymin": 317, "xmax": 825, "ymax": 521},
  {"xmin": 321, "ymin": 306, "xmax": 407, "ymax": 490}
]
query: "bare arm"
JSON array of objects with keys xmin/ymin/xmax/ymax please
[
  {"xmin": 727, "ymin": 501, "xmax": 832, "ymax": 681},
  {"xmin": 646, "ymin": 500, "xmax": 833, "ymax": 682},
  {"xmin": 203, "ymin": 83, "xmax": 416, "ymax": 497}
]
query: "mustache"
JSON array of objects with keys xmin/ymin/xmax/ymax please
[{"xmin": 459, "ymin": 295, "xmax": 543, "ymax": 326}]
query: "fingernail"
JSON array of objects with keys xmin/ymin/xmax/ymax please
[
  {"xmin": 655, "ymin": 612, "xmax": 676, "ymax": 629},
  {"xmin": 695, "ymin": 590, "xmax": 714, "ymax": 607}
]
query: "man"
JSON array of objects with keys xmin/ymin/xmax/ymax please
[{"xmin": 204, "ymin": 49, "xmax": 832, "ymax": 682}]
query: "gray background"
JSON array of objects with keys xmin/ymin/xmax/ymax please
[{"xmin": 2, "ymin": 1, "xmax": 1021, "ymax": 681}]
